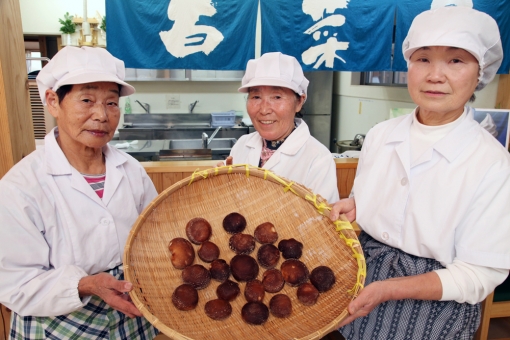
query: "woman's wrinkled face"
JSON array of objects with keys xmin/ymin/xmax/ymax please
[
  {"xmin": 246, "ymin": 86, "xmax": 305, "ymax": 141},
  {"xmin": 407, "ymin": 46, "xmax": 479, "ymax": 125},
  {"xmin": 46, "ymin": 82, "xmax": 121, "ymax": 150}
]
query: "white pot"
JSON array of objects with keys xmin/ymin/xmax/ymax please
[
  {"xmin": 61, "ymin": 33, "xmax": 72, "ymax": 46},
  {"xmin": 70, "ymin": 32, "xmax": 80, "ymax": 46},
  {"xmin": 97, "ymin": 29, "xmax": 107, "ymax": 46}
]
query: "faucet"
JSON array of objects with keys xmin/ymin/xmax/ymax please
[
  {"xmin": 135, "ymin": 100, "xmax": 150, "ymax": 114},
  {"xmin": 202, "ymin": 132, "xmax": 209, "ymax": 149},
  {"xmin": 202, "ymin": 126, "xmax": 222, "ymax": 149},
  {"xmin": 189, "ymin": 100, "xmax": 199, "ymax": 113}
]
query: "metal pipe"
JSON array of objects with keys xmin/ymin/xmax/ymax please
[
  {"xmin": 188, "ymin": 100, "xmax": 199, "ymax": 113},
  {"xmin": 134, "ymin": 100, "xmax": 150, "ymax": 114},
  {"xmin": 26, "ymin": 57, "xmax": 51, "ymax": 62},
  {"xmin": 207, "ymin": 126, "xmax": 221, "ymax": 145}
]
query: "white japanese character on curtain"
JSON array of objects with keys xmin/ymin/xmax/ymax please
[
  {"xmin": 431, "ymin": 0, "xmax": 473, "ymax": 8},
  {"xmin": 301, "ymin": 0, "xmax": 350, "ymax": 69},
  {"xmin": 159, "ymin": 0, "xmax": 224, "ymax": 58}
]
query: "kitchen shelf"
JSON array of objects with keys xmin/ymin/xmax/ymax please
[
  {"xmin": 125, "ymin": 68, "xmax": 244, "ymax": 82},
  {"xmin": 125, "ymin": 78, "xmax": 190, "ymax": 82}
]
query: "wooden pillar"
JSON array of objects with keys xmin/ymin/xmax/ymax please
[
  {"xmin": 496, "ymin": 74, "xmax": 510, "ymax": 110},
  {"xmin": 0, "ymin": 0, "xmax": 35, "ymax": 179}
]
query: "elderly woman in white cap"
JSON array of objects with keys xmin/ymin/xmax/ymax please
[
  {"xmin": 330, "ymin": 6, "xmax": 510, "ymax": 339},
  {"xmin": 223, "ymin": 52, "xmax": 339, "ymax": 203},
  {"xmin": 0, "ymin": 47, "xmax": 158, "ymax": 339}
]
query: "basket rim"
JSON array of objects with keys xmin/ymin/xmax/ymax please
[{"xmin": 123, "ymin": 164, "xmax": 366, "ymax": 340}]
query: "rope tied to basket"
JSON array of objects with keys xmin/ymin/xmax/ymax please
[
  {"xmin": 188, "ymin": 168, "xmax": 210, "ymax": 185},
  {"xmin": 305, "ymin": 194, "xmax": 330, "ymax": 215},
  {"xmin": 263, "ymin": 169, "xmax": 299, "ymax": 196},
  {"xmin": 312, "ymin": 201, "xmax": 366, "ymax": 296},
  {"xmin": 334, "ymin": 220, "xmax": 366, "ymax": 295}
]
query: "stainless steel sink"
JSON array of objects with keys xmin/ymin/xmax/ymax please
[
  {"xmin": 168, "ymin": 138, "xmax": 236, "ymax": 149},
  {"xmin": 159, "ymin": 138, "xmax": 236, "ymax": 161}
]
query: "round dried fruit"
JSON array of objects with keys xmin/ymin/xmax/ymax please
[
  {"xmin": 172, "ymin": 284, "xmax": 198, "ymax": 311},
  {"xmin": 204, "ymin": 299, "xmax": 232, "ymax": 320},
  {"xmin": 310, "ymin": 266, "xmax": 336, "ymax": 292},
  {"xmin": 257, "ymin": 244, "xmax": 281, "ymax": 269},
  {"xmin": 278, "ymin": 238, "xmax": 303, "ymax": 259},
  {"xmin": 241, "ymin": 301, "xmax": 269, "ymax": 325},
  {"xmin": 297, "ymin": 282, "xmax": 320, "ymax": 306},
  {"xmin": 269, "ymin": 294, "xmax": 292, "ymax": 318},
  {"xmin": 182, "ymin": 264, "xmax": 211, "ymax": 290},
  {"xmin": 280, "ymin": 259, "xmax": 309, "ymax": 287},
  {"xmin": 185, "ymin": 217, "xmax": 212, "ymax": 244},
  {"xmin": 198, "ymin": 241, "xmax": 220, "ymax": 263},
  {"xmin": 244, "ymin": 280, "xmax": 265, "ymax": 303},
  {"xmin": 254, "ymin": 222, "xmax": 278, "ymax": 244},
  {"xmin": 222, "ymin": 212, "xmax": 247, "ymax": 234},
  {"xmin": 216, "ymin": 279, "xmax": 240, "ymax": 302},
  {"xmin": 209, "ymin": 259, "xmax": 230, "ymax": 282},
  {"xmin": 262, "ymin": 269, "xmax": 285, "ymax": 293},
  {"xmin": 230, "ymin": 254, "xmax": 259, "ymax": 282},
  {"xmin": 229, "ymin": 233, "xmax": 256, "ymax": 255},
  {"xmin": 168, "ymin": 237, "xmax": 195, "ymax": 269}
]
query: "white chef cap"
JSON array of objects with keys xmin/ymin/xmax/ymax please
[
  {"xmin": 36, "ymin": 46, "xmax": 135, "ymax": 105},
  {"xmin": 402, "ymin": 6, "xmax": 503, "ymax": 91},
  {"xmin": 238, "ymin": 52, "xmax": 309, "ymax": 100}
]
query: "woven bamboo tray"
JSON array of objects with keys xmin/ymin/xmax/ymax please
[{"xmin": 124, "ymin": 165, "xmax": 365, "ymax": 340}]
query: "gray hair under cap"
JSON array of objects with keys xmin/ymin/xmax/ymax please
[{"xmin": 403, "ymin": 6, "xmax": 503, "ymax": 91}]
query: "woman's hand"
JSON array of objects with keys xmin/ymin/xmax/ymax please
[
  {"xmin": 216, "ymin": 156, "xmax": 233, "ymax": 167},
  {"xmin": 330, "ymin": 197, "xmax": 356, "ymax": 222},
  {"xmin": 78, "ymin": 273, "xmax": 142, "ymax": 318},
  {"xmin": 338, "ymin": 272, "xmax": 442, "ymax": 327},
  {"xmin": 338, "ymin": 281, "xmax": 387, "ymax": 327}
]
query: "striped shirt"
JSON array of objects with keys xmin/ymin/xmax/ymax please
[{"xmin": 82, "ymin": 173, "xmax": 106, "ymax": 198}]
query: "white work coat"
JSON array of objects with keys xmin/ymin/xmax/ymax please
[
  {"xmin": 353, "ymin": 107, "xmax": 510, "ymax": 269},
  {"xmin": 0, "ymin": 128, "xmax": 157, "ymax": 316},
  {"xmin": 230, "ymin": 119, "xmax": 339, "ymax": 203}
]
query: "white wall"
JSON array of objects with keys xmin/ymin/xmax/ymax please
[{"xmin": 332, "ymin": 72, "xmax": 500, "ymax": 141}]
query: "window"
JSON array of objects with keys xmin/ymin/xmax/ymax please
[
  {"xmin": 360, "ymin": 71, "xmax": 408, "ymax": 86},
  {"xmin": 26, "ymin": 51, "xmax": 43, "ymax": 75}
]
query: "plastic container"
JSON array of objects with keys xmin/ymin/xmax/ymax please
[
  {"xmin": 125, "ymin": 97, "xmax": 132, "ymax": 114},
  {"xmin": 211, "ymin": 110, "xmax": 236, "ymax": 127}
]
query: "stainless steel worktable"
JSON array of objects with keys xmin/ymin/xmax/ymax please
[{"xmin": 108, "ymin": 140, "xmax": 168, "ymax": 161}]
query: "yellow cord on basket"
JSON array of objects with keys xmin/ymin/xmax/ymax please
[
  {"xmin": 305, "ymin": 194, "xmax": 330, "ymax": 215},
  {"xmin": 334, "ymin": 220, "xmax": 366, "ymax": 295},
  {"xmin": 264, "ymin": 171, "xmax": 299, "ymax": 196},
  {"xmin": 188, "ymin": 168, "xmax": 206, "ymax": 185}
]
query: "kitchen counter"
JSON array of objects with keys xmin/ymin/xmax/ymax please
[{"xmin": 118, "ymin": 126, "xmax": 249, "ymax": 141}]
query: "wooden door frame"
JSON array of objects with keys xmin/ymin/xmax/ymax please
[{"xmin": 0, "ymin": 0, "xmax": 35, "ymax": 179}]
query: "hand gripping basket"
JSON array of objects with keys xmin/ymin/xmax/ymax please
[{"xmin": 124, "ymin": 164, "xmax": 366, "ymax": 340}]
